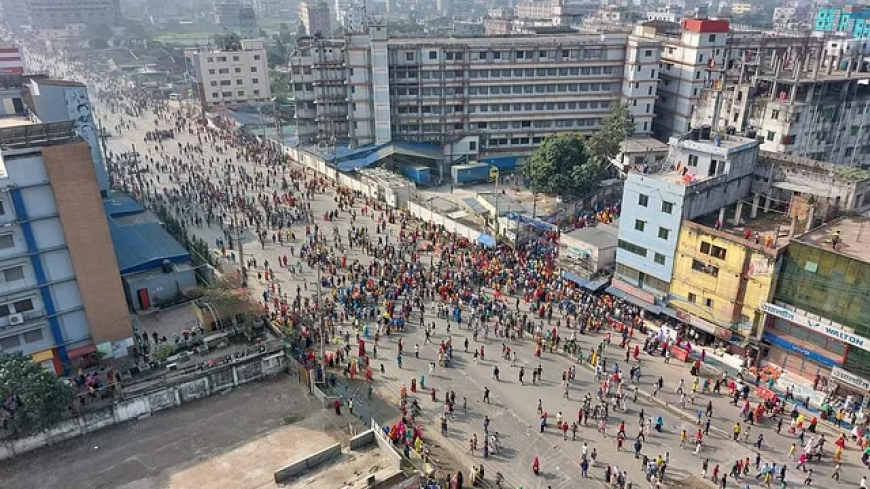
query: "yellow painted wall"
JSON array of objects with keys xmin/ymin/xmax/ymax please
[{"xmin": 670, "ymin": 224, "xmax": 778, "ymax": 335}]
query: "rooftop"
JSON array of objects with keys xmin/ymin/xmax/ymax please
[
  {"xmin": 689, "ymin": 201, "xmax": 794, "ymax": 252},
  {"xmin": 103, "ymin": 195, "xmax": 191, "ymax": 275},
  {"xmin": 798, "ymin": 216, "xmax": 870, "ymax": 263},
  {"xmin": 620, "ymin": 137, "xmax": 669, "ymax": 154},
  {"xmin": 564, "ymin": 222, "xmax": 620, "ymax": 249},
  {"xmin": 0, "ymin": 116, "xmax": 32, "ymax": 129}
]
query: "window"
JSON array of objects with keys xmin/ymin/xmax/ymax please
[
  {"xmin": 252, "ymin": 78, "xmax": 259, "ymax": 84},
  {"xmin": 429, "ymin": 51, "xmax": 437, "ymax": 60},
  {"xmin": 767, "ymin": 131, "xmax": 776, "ymax": 142},
  {"xmin": 210, "ymin": 81, "xmax": 217, "ymax": 87},
  {"xmin": 708, "ymin": 34, "xmax": 716, "ymax": 42},
  {"xmin": 0, "ymin": 336, "xmax": 18, "ymax": 349},
  {"xmin": 618, "ymin": 239, "xmax": 647, "ymax": 257},
  {"xmin": 0, "ymin": 200, "xmax": 5, "ymax": 215},
  {"xmin": 700, "ymin": 242, "xmax": 711, "ymax": 254},
  {"xmin": 0, "ymin": 234, "xmax": 14, "ymax": 250},
  {"xmin": 710, "ymin": 245, "xmax": 727, "ymax": 260},
  {"xmin": 2, "ymin": 266, "xmax": 24, "ymax": 282},
  {"xmin": 235, "ymin": 79, "xmax": 243, "ymax": 85},
  {"xmin": 13, "ymin": 299, "xmax": 33, "ymax": 313},
  {"xmin": 234, "ymin": 67, "xmax": 241, "ymax": 73},
  {"xmin": 635, "ymin": 219, "xmax": 646, "ymax": 232},
  {"xmin": 469, "ymin": 141, "xmax": 477, "ymax": 151},
  {"xmin": 237, "ymin": 91, "xmax": 245, "ymax": 96},
  {"xmin": 771, "ymin": 109, "xmax": 780, "ymax": 120},
  {"xmin": 208, "ymin": 69, "xmax": 216, "ymax": 75},
  {"xmin": 851, "ymin": 126, "xmax": 859, "ymax": 136},
  {"xmin": 24, "ymin": 329, "xmax": 43, "ymax": 343},
  {"xmin": 253, "ymin": 90, "xmax": 261, "ymax": 96},
  {"xmin": 661, "ymin": 201, "xmax": 674, "ymax": 214},
  {"xmin": 219, "ymin": 80, "xmax": 231, "ymax": 86},
  {"xmin": 658, "ymin": 227, "xmax": 670, "ymax": 240},
  {"xmin": 406, "ymin": 52, "xmax": 414, "ymax": 61},
  {"xmin": 207, "ymin": 57, "xmax": 213, "ymax": 62},
  {"xmin": 253, "ymin": 55, "xmax": 261, "ymax": 60},
  {"xmin": 654, "ymin": 253, "xmax": 666, "ymax": 265},
  {"xmin": 493, "ymin": 51, "xmax": 501, "ymax": 59},
  {"xmin": 218, "ymin": 68, "xmax": 229, "ymax": 74},
  {"xmin": 688, "ymin": 292, "xmax": 697, "ymax": 303},
  {"xmin": 638, "ymin": 194, "xmax": 649, "ymax": 207},
  {"xmin": 644, "ymin": 49, "xmax": 652, "ymax": 57},
  {"xmin": 211, "ymin": 92, "xmax": 219, "ymax": 99},
  {"xmin": 251, "ymin": 67, "xmax": 258, "ymax": 73},
  {"xmin": 691, "ymin": 259, "xmax": 719, "ymax": 277},
  {"xmin": 688, "ymin": 154, "xmax": 699, "ymax": 167},
  {"xmin": 704, "ymin": 298, "xmax": 714, "ymax": 308},
  {"xmin": 222, "ymin": 92, "xmax": 232, "ymax": 98}
]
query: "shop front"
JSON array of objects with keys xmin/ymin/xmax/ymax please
[
  {"xmin": 760, "ymin": 302, "xmax": 865, "ymax": 382},
  {"xmin": 30, "ymin": 348, "xmax": 62, "ymax": 374},
  {"xmin": 830, "ymin": 367, "xmax": 870, "ymax": 408},
  {"xmin": 673, "ymin": 309, "xmax": 732, "ymax": 348}
]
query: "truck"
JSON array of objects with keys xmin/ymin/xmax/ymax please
[
  {"xmin": 452, "ymin": 162, "xmax": 493, "ymax": 184},
  {"xmin": 400, "ymin": 165, "xmax": 432, "ymax": 185}
]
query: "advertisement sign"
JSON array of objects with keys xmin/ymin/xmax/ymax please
[
  {"xmin": 675, "ymin": 309, "xmax": 732, "ymax": 340},
  {"xmin": 761, "ymin": 302, "xmax": 870, "ymax": 353},
  {"xmin": 762, "ymin": 333, "xmax": 842, "ymax": 368},
  {"xmin": 830, "ymin": 367, "xmax": 870, "ymax": 391},
  {"xmin": 670, "ymin": 345, "xmax": 690, "ymax": 362},
  {"xmin": 611, "ymin": 279, "xmax": 656, "ymax": 305}
]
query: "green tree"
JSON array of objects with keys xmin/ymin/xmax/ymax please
[
  {"xmin": 0, "ymin": 353, "xmax": 75, "ymax": 437},
  {"xmin": 586, "ymin": 102, "xmax": 635, "ymax": 165},
  {"xmin": 213, "ymin": 31, "xmax": 241, "ymax": 50},
  {"xmin": 524, "ymin": 133, "xmax": 604, "ymax": 201}
]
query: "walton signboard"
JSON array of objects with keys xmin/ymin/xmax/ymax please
[{"xmin": 761, "ymin": 302, "xmax": 870, "ymax": 353}]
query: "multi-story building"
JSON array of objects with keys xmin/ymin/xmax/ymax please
[
  {"xmin": 239, "ymin": 6, "xmax": 258, "ymax": 39},
  {"xmin": 300, "ymin": 1, "xmax": 333, "ymax": 36},
  {"xmin": 337, "ymin": 3, "xmax": 367, "ymax": 33},
  {"xmin": 814, "ymin": 5, "xmax": 870, "ymax": 38},
  {"xmin": 214, "ymin": 1, "xmax": 242, "ymax": 30},
  {"xmin": 290, "ymin": 25, "xmax": 660, "ymax": 159},
  {"xmin": 26, "ymin": 0, "xmax": 120, "ymax": 30},
  {"xmin": 692, "ymin": 34, "xmax": 870, "ymax": 167},
  {"xmin": 634, "ymin": 18, "xmax": 729, "ymax": 138},
  {"xmin": 0, "ymin": 117, "xmax": 130, "ymax": 372},
  {"xmin": 669, "ymin": 214, "xmax": 788, "ymax": 346},
  {"xmin": 764, "ymin": 216, "xmax": 870, "ymax": 404},
  {"xmin": 187, "ymin": 40, "xmax": 271, "ymax": 111},
  {"xmin": 0, "ymin": 0, "xmax": 30, "ymax": 31},
  {"xmin": 611, "ymin": 131, "xmax": 759, "ymax": 309},
  {"xmin": 730, "ymin": 3, "xmax": 753, "ymax": 15},
  {"xmin": 0, "ymin": 46, "xmax": 25, "ymax": 75}
]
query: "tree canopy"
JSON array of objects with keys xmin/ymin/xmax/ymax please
[
  {"xmin": 586, "ymin": 101, "xmax": 635, "ymax": 165},
  {"xmin": 524, "ymin": 133, "xmax": 603, "ymax": 201},
  {"xmin": 0, "ymin": 352, "xmax": 75, "ymax": 437}
]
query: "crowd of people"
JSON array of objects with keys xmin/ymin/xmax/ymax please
[{"xmin": 21, "ymin": 44, "xmax": 870, "ymax": 489}]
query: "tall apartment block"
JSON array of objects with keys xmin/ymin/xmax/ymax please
[
  {"xmin": 289, "ymin": 26, "xmax": 660, "ymax": 159},
  {"xmin": 692, "ymin": 34, "xmax": 870, "ymax": 167},
  {"xmin": 815, "ymin": 6, "xmax": 870, "ymax": 38},
  {"xmin": 0, "ymin": 82, "xmax": 131, "ymax": 372},
  {"xmin": 26, "ymin": 0, "xmax": 120, "ymax": 30},
  {"xmin": 633, "ymin": 18, "xmax": 729, "ymax": 138},
  {"xmin": 186, "ymin": 40, "xmax": 272, "ymax": 111},
  {"xmin": 300, "ymin": 1, "xmax": 333, "ymax": 36}
]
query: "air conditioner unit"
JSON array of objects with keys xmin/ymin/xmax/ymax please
[{"xmin": 8, "ymin": 313, "xmax": 24, "ymax": 325}]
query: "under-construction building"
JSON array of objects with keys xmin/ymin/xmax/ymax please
[
  {"xmin": 692, "ymin": 34, "xmax": 870, "ymax": 167},
  {"xmin": 289, "ymin": 25, "xmax": 661, "ymax": 158}
]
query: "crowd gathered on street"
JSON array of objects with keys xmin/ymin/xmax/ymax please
[{"xmin": 21, "ymin": 44, "xmax": 870, "ymax": 489}]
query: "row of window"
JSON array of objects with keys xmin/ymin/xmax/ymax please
[
  {"xmin": 0, "ymin": 328, "xmax": 43, "ymax": 350},
  {"xmin": 686, "ymin": 292, "xmax": 715, "ymax": 308},
  {"xmin": 633, "ymin": 219, "xmax": 671, "ymax": 240},
  {"xmin": 210, "ymin": 90, "xmax": 263, "ymax": 99},
  {"xmin": 392, "ymin": 118, "xmax": 602, "ymax": 133},
  {"xmin": 410, "ymin": 48, "xmax": 607, "ymax": 63},
  {"xmin": 390, "ymin": 82, "xmax": 617, "ymax": 98},
  {"xmin": 394, "ymin": 100, "xmax": 611, "ymax": 115},
  {"xmin": 394, "ymin": 66, "xmax": 619, "ymax": 80},
  {"xmin": 636, "ymin": 193, "xmax": 675, "ymax": 214},
  {"xmin": 207, "ymin": 67, "xmax": 259, "ymax": 75},
  {"xmin": 210, "ymin": 78, "xmax": 260, "ymax": 87},
  {"xmin": 206, "ymin": 54, "xmax": 262, "ymax": 63}
]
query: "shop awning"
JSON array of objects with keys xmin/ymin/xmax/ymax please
[
  {"xmin": 477, "ymin": 234, "xmax": 496, "ymax": 248},
  {"xmin": 562, "ymin": 271, "xmax": 610, "ymax": 292},
  {"xmin": 605, "ymin": 286, "xmax": 664, "ymax": 315},
  {"xmin": 31, "ymin": 349, "xmax": 55, "ymax": 363},
  {"xmin": 67, "ymin": 343, "xmax": 97, "ymax": 358}
]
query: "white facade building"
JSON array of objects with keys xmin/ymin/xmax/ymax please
[
  {"xmin": 290, "ymin": 26, "xmax": 661, "ymax": 156},
  {"xmin": 188, "ymin": 40, "xmax": 271, "ymax": 110},
  {"xmin": 613, "ymin": 132, "xmax": 758, "ymax": 306}
]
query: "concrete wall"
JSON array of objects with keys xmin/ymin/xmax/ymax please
[
  {"xmin": 0, "ymin": 353, "xmax": 286, "ymax": 461},
  {"xmin": 407, "ymin": 200, "xmax": 482, "ymax": 241},
  {"xmin": 273, "ymin": 443, "xmax": 342, "ymax": 484}
]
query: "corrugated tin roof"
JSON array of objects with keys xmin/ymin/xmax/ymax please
[{"xmin": 103, "ymin": 196, "xmax": 191, "ymax": 275}]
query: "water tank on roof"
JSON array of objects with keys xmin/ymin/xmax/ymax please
[
  {"xmin": 162, "ymin": 259, "xmax": 173, "ymax": 273},
  {"xmin": 690, "ymin": 128, "xmax": 700, "ymax": 141},
  {"xmin": 746, "ymin": 129, "xmax": 757, "ymax": 139}
]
